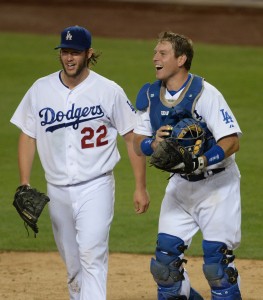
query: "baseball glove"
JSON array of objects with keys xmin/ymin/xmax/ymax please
[
  {"xmin": 13, "ymin": 185, "xmax": 50, "ymax": 236},
  {"xmin": 149, "ymin": 138, "xmax": 193, "ymax": 174}
]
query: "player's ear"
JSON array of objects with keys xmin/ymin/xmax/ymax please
[
  {"xmin": 177, "ymin": 54, "xmax": 187, "ymax": 68},
  {"xmin": 86, "ymin": 48, "xmax": 94, "ymax": 59}
]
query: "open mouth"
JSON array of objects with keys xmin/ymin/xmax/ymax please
[
  {"xmin": 155, "ymin": 64, "xmax": 163, "ymax": 71},
  {"xmin": 66, "ymin": 63, "xmax": 76, "ymax": 70}
]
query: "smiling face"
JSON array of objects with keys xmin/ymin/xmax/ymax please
[
  {"xmin": 153, "ymin": 41, "xmax": 187, "ymax": 84},
  {"xmin": 152, "ymin": 32, "xmax": 194, "ymax": 89},
  {"xmin": 59, "ymin": 48, "xmax": 93, "ymax": 78}
]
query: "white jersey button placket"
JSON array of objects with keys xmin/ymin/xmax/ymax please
[{"xmin": 66, "ymin": 92, "xmax": 78, "ymax": 183}]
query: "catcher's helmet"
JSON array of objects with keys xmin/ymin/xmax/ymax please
[{"xmin": 171, "ymin": 118, "xmax": 205, "ymax": 156}]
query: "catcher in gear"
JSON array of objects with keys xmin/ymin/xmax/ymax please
[
  {"xmin": 133, "ymin": 31, "xmax": 242, "ymax": 300},
  {"xmin": 13, "ymin": 185, "xmax": 50, "ymax": 236}
]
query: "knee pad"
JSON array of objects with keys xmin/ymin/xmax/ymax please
[
  {"xmin": 155, "ymin": 233, "xmax": 188, "ymax": 264},
  {"xmin": 151, "ymin": 257, "xmax": 186, "ymax": 287},
  {"xmin": 202, "ymin": 240, "xmax": 241, "ymax": 299},
  {"xmin": 151, "ymin": 233, "xmax": 188, "ymax": 299}
]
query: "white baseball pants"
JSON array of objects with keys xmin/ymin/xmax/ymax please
[{"xmin": 47, "ymin": 172, "xmax": 115, "ymax": 300}]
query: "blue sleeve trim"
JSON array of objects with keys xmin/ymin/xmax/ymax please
[
  {"xmin": 204, "ymin": 145, "xmax": 225, "ymax": 166},
  {"xmin": 140, "ymin": 138, "xmax": 154, "ymax": 156}
]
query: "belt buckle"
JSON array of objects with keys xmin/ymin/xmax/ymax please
[{"xmin": 204, "ymin": 170, "xmax": 214, "ymax": 178}]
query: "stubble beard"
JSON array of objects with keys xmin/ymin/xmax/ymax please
[{"xmin": 61, "ymin": 57, "xmax": 87, "ymax": 79}]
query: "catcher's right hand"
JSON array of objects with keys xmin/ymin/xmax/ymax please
[
  {"xmin": 149, "ymin": 138, "xmax": 205, "ymax": 174},
  {"xmin": 13, "ymin": 185, "xmax": 50, "ymax": 236}
]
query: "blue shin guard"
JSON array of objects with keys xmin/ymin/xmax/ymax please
[
  {"xmin": 157, "ymin": 285, "xmax": 187, "ymax": 300},
  {"xmin": 211, "ymin": 283, "xmax": 242, "ymax": 299},
  {"xmin": 202, "ymin": 240, "xmax": 242, "ymax": 300},
  {"xmin": 151, "ymin": 256, "xmax": 185, "ymax": 299},
  {"xmin": 155, "ymin": 280, "xmax": 204, "ymax": 300},
  {"xmin": 151, "ymin": 233, "xmax": 203, "ymax": 300}
]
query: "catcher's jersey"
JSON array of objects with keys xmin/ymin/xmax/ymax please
[
  {"xmin": 134, "ymin": 75, "xmax": 242, "ymax": 169},
  {"xmin": 11, "ymin": 70, "xmax": 136, "ymax": 185}
]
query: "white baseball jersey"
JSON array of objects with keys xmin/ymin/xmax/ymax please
[
  {"xmin": 134, "ymin": 79, "xmax": 242, "ymax": 170},
  {"xmin": 11, "ymin": 70, "xmax": 136, "ymax": 185}
]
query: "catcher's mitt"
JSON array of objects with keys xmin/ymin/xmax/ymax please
[
  {"xmin": 149, "ymin": 138, "xmax": 193, "ymax": 174},
  {"xmin": 13, "ymin": 185, "xmax": 50, "ymax": 236}
]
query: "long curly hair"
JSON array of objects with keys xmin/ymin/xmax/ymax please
[{"xmin": 87, "ymin": 50, "xmax": 101, "ymax": 68}]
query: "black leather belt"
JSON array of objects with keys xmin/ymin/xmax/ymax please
[{"xmin": 180, "ymin": 168, "xmax": 225, "ymax": 182}]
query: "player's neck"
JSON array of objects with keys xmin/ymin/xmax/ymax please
[
  {"xmin": 61, "ymin": 69, "xmax": 90, "ymax": 89},
  {"xmin": 165, "ymin": 71, "xmax": 190, "ymax": 92}
]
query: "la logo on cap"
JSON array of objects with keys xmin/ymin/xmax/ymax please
[
  {"xmin": 66, "ymin": 31, "xmax": 72, "ymax": 41},
  {"xmin": 55, "ymin": 26, "xmax": 92, "ymax": 51}
]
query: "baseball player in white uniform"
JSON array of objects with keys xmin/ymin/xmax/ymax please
[
  {"xmin": 133, "ymin": 32, "xmax": 242, "ymax": 299},
  {"xmin": 10, "ymin": 25, "xmax": 149, "ymax": 300}
]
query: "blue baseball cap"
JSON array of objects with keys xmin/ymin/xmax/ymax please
[{"xmin": 55, "ymin": 26, "xmax": 92, "ymax": 51}]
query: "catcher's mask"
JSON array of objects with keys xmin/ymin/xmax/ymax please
[{"xmin": 171, "ymin": 118, "xmax": 205, "ymax": 156}]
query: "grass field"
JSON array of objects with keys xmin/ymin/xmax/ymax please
[{"xmin": 0, "ymin": 33, "xmax": 262, "ymax": 259}]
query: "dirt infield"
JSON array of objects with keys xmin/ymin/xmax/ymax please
[
  {"xmin": 1, "ymin": 251, "xmax": 263, "ymax": 299},
  {"xmin": 1, "ymin": 1, "xmax": 262, "ymax": 299}
]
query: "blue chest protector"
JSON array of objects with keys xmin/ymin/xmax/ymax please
[
  {"xmin": 136, "ymin": 74, "xmax": 215, "ymax": 151},
  {"xmin": 136, "ymin": 75, "xmax": 203, "ymax": 132}
]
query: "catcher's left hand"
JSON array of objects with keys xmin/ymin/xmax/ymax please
[
  {"xmin": 149, "ymin": 138, "xmax": 204, "ymax": 174},
  {"xmin": 13, "ymin": 185, "xmax": 50, "ymax": 236}
]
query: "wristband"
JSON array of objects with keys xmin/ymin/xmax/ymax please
[
  {"xmin": 204, "ymin": 145, "xmax": 225, "ymax": 166},
  {"xmin": 140, "ymin": 138, "xmax": 154, "ymax": 156}
]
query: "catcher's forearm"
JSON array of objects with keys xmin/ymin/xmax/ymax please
[
  {"xmin": 216, "ymin": 134, "xmax": 239, "ymax": 158},
  {"xmin": 18, "ymin": 132, "xmax": 36, "ymax": 185},
  {"xmin": 199, "ymin": 134, "xmax": 238, "ymax": 168},
  {"xmin": 133, "ymin": 133, "xmax": 150, "ymax": 156}
]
